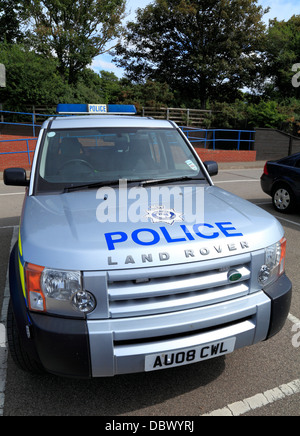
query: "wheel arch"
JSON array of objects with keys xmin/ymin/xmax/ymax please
[{"xmin": 271, "ymin": 178, "xmax": 295, "ymax": 197}]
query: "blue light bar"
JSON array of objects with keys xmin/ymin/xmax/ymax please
[{"xmin": 56, "ymin": 103, "xmax": 136, "ymax": 115}]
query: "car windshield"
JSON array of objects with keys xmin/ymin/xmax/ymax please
[{"xmin": 35, "ymin": 127, "xmax": 205, "ymax": 193}]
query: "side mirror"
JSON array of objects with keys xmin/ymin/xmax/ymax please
[
  {"xmin": 4, "ymin": 168, "xmax": 29, "ymax": 186},
  {"xmin": 203, "ymin": 160, "xmax": 218, "ymax": 177}
]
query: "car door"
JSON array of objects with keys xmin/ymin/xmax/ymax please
[{"xmin": 293, "ymin": 158, "xmax": 300, "ymax": 200}]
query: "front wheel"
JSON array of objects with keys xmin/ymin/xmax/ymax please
[
  {"xmin": 272, "ymin": 185, "xmax": 295, "ymax": 214},
  {"xmin": 7, "ymin": 301, "xmax": 45, "ymax": 374}
]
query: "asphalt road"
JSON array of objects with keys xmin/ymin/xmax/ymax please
[{"xmin": 0, "ymin": 165, "xmax": 299, "ymax": 417}]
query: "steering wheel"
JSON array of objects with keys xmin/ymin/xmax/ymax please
[{"xmin": 58, "ymin": 159, "xmax": 95, "ymax": 173}]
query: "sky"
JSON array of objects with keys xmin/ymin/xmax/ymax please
[{"xmin": 91, "ymin": 0, "xmax": 300, "ymax": 78}]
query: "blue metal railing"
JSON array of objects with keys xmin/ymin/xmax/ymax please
[
  {"xmin": 0, "ymin": 109, "xmax": 50, "ymax": 167},
  {"xmin": 181, "ymin": 128, "xmax": 255, "ymax": 151},
  {"xmin": 0, "ymin": 110, "xmax": 256, "ymax": 168},
  {"xmin": 0, "ymin": 109, "xmax": 54, "ymax": 137}
]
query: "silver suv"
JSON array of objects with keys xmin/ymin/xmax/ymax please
[{"xmin": 4, "ymin": 105, "xmax": 292, "ymax": 377}]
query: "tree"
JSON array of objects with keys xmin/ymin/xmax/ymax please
[
  {"xmin": 0, "ymin": 43, "xmax": 67, "ymax": 110},
  {"xmin": 114, "ymin": 0, "xmax": 268, "ymax": 108},
  {"xmin": 264, "ymin": 15, "xmax": 300, "ymax": 99},
  {"xmin": 0, "ymin": 44, "xmax": 105, "ymax": 111},
  {"xmin": 22, "ymin": 0, "xmax": 126, "ymax": 84},
  {"xmin": 116, "ymin": 79, "xmax": 175, "ymax": 108},
  {"xmin": 0, "ymin": 0, "xmax": 22, "ymax": 43},
  {"xmin": 246, "ymin": 100, "xmax": 287, "ymax": 128},
  {"xmin": 99, "ymin": 70, "xmax": 123, "ymax": 103}
]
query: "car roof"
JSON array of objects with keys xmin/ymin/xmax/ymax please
[{"xmin": 43, "ymin": 115, "xmax": 176, "ymax": 130}]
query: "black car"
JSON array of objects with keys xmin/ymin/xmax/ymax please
[{"xmin": 261, "ymin": 153, "xmax": 300, "ymax": 213}]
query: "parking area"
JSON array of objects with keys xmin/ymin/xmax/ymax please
[{"xmin": 0, "ymin": 164, "xmax": 299, "ymax": 416}]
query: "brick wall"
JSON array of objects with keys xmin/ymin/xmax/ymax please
[
  {"xmin": 194, "ymin": 148, "xmax": 256, "ymax": 162},
  {"xmin": 0, "ymin": 135, "xmax": 37, "ymax": 170}
]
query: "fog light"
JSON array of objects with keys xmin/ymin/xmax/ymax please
[
  {"xmin": 72, "ymin": 290, "xmax": 96, "ymax": 313},
  {"xmin": 258, "ymin": 265, "xmax": 271, "ymax": 284}
]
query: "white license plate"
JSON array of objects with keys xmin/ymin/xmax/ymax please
[{"xmin": 145, "ymin": 337, "xmax": 236, "ymax": 371}]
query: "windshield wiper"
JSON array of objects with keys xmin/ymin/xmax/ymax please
[
  {"xmin": 64, "ymin": 178, "xmax": 148, "ymax": 193},
  {"xmin": 64, "ymin": 179, "xmax": 124, "ymax": 192},
  {"xmin": 139, "ymin": 176, "xmax": 204, "ymax": 187},
  {"xmin": 64, "ymin": 175, "xmax": 204, "ymax": 192}
]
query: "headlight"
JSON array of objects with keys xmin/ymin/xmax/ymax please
[
  {"xmin": 25, "ymin": 264, "xmax": 96, "ymax": 317},
  {"xmin": 42, "ymin": 269, "xmax": 81, "ymax": 300},
  {"xmin": 258, "ymin": 237, "xmax": 286, "ymax": 286}
]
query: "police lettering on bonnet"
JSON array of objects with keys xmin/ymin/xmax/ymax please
[
  {"xmin": 105, "ymin": 220, "xmax": 244, "ymax": 250},
  {"xmin": 3, "ymin": 103, "xmax": 292, "ymax": 378},
  {"xmin": 105, "ymin": 216, "xmax": 250, "ymax": 266}
]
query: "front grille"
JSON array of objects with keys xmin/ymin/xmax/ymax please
[{"xmin": 107, "ymin": 254, "xmax": 252, "ymax": 318}]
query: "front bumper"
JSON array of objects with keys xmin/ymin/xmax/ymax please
[
  {"xmin": 86, "ymin": 275, "xmax": 291, "ymax": 377},
  {"xmin": 88, "ymin": 293, "xmax": 268, "ymax": 376},
  {"xmin": 10, "ymin": 240, "xmax": 292, "ymax": 378}
]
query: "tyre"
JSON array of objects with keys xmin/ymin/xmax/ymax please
[
  {"xmin": 272, "ymin": 185, "xmax": 295, "ymax": 214},
  {"xmin": 7, "ymin": 301, "xmax": 45, "ymax": 374}
]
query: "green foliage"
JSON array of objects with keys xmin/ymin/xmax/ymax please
[
  {"xmin": 264, "ymin": 15, "xmax": 300, "ymax": 99},
  {"xmin": 98, "ymin": 71, "xmax": 123, "ymax": 103},
  {"xmin": 0, "ymin": 0, "xmax": 299, "ymax": 135},
  {"xmin": 205, "ymin": 98, "xmax": 300, "ymax": 133},
  {"xmin": 117, "ymin": 80, "xmax": 175, "ymax": 110},
  {"xmin": 114, "ymin": 0, "xmax": 268, "ymax": 108},
  {"xmin": 0, "ymin": 43, "xmax": 65, "ymax": 110},
  {"xmin": 246, "ymin": 100, "xmax": 287, "ymax": 128},
  {"xmin": 205, "ymin": 100, "xmax": 249, "ymax": 129},
  {"xmin": 22, "ymin": 0, "xmax": 126, "ymax": 84},
  {"xmin": 0, "ymin": 44, "xmax": 105, "ymax": 111},
  {"xmin": 96, "ymin": 74, "xmax": 176, "ymax": 110},
  {"xmin": 0, "ymin": 0, "xmax": 22, "ymax": 43}
]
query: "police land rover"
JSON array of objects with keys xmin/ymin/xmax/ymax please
[{"xmin": 4, "ymin": 104, "xmax": 292, "ymax": 378}]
